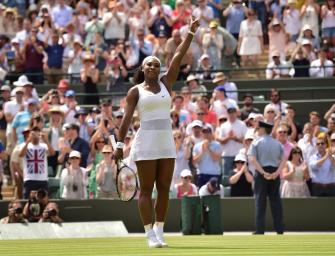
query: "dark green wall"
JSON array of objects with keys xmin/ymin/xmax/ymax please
[{"xmin": 1, "ymin": 198, "xmax": 334, "ymax": 232}]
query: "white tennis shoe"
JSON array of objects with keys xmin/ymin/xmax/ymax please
[
  {"xmin": 146, "ymin": 229, "xmax": 162, "ymax": 248},
  {"xmin": 153, "ymin": 224, "xmax": 168, "ymax": 247}
]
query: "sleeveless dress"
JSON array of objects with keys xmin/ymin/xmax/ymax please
[
  {"xmin": 281, "ymin": 161, "xmax": 310, "ymax": 198},
  {"xmin": 130, "ymin": 80, "xmax": 176, "ymax": 161}
]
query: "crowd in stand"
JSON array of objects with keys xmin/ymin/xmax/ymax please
[{"xmin": 0, "ymin": 0, "xmax": 334, "ymax": 207}]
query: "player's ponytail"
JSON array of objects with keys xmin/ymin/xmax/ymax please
[{"xmin": 133, "ymin": 67, "xmax": 145, "ymax": 84}]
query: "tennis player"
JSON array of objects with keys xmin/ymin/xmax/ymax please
[{"xmin": 114, "ymin": 18, "xmax": 200, "ymax": 248}]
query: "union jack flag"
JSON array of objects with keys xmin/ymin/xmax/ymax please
[{"xmin": 26, "ymin": 149, "xmax": 46, "ymax": 175}]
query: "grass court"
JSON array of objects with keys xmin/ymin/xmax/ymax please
[{"xmin": 1, "ymin": 234, "xmax": 334, "ymax": 256}]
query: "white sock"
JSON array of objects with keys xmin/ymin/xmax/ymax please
[
  {"xmin": 144, "ymin": 224, "xmax": 153, "ymax": 233},
  {"xmin": 154, "ymin": 222, "xmax": 164, "ymax": 228}
]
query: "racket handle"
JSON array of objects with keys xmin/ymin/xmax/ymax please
[{"xmin": 109, "ymin": 134, "xmax": 117, "ymax": 150}]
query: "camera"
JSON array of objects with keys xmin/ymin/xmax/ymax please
[
  {"xmin": 72, "ymin": 184, "xmax": 78, "ymax": 192},
  {"xmin": 46, "ymin": 209, "xmax": 57, "ymax": 217},
  {"xmin": 14, "ymin": 207, "xmax": 23, "ymax": 214}
]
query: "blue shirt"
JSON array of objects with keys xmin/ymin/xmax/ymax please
[
  {"xmin": 52, "ymin": 5, "xmax": 73, "ymax": 28},
  {"xmin": 45, "ymin": 44, "xmax": 64, "ymax": 68},
  {"xmin": 193, "ymin": 140, "xmax": 222, "ymax": 175},
  {"xmin": 248, "ymin": 135, "xmax": 284, "ymax": 167},
  {"xmin": 226, "ymin": 6, "xmax": 245, "ymax": 34},
  {"xmin": 208, "ymin": 0, "xmax": 222, "ymax": 19},
  {"xmin": 12, "ymin": 111, "xmax": 32, "ymax": 144},
  {"xmin": 309, "ymin": 153, "xmax": 335, "ymax": 184}
]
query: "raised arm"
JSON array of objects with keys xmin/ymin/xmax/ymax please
[{"xmin": 163, "ymin": 18, "xmax": 200, "ymax": 90}]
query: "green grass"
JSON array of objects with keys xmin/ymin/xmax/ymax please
[{"xmin": 1, "ymin": 235, "xmax": 335, "ymax": 256}]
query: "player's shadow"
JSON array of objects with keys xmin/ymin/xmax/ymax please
[{"xmin": 168, "ymin": 246, "xmax": 249, "ymax": 250}]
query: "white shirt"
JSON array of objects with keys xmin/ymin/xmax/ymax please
[
  {"xmin": 219, "ymin": 119, "xmax": 247, "ymax": 157},
  {"xmin": 4, "ymin": 100, "xmax": 22, "ymax": 119},
  {"xmin": 199, "ymin": 184, "xmax": 224, "ymax": 198},
  {"xmin": 60, "ymin": 167, "xmax": 88, "ymax": 199},
  {"xmin": 212, "ymin": 98, "xmax": 238, "ymax": 118},
  {"xmin": 103, "ymin": 11, "xmax": 127, "ymax": 40},
  {"xmin": 309, "ymin": 59, "xmax": 334, "ymax": 78},
  {"xmin": 283, "ymin": 9, "xmax": 301, "ymax": 35},
  {"xmin": 265, "ymin": 101, "xmax": 288, "ymax": 115},
  {"xmin": 266, "ymin": 61, "xmax": 295, "ymax": 79},
  {"xmin": 60, "ymin": 104, "xmax": 79, "ymax": 124},
  {"xmin": 150, "ymin": 4, "xmax": 172, "ymax": 17},
  {"xmin": 298, "ymin": 134, "xmax": 317, "ymax": 161},
  {"xmin": 192, "ymin": 7, "xmax": 214, "ymax": 28},
  {"xmin": 23, "ymin": 143, "xmax": 49, "ymax": 182}
]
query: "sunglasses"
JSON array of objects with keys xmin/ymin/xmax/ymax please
[
  {"xmin": 103, "ymin": 152, "xmax": 112, "ymax": 154},
  {"xmin": 197, "ymin": 113, "xmax": 205, "ymax": 115},
  {"xmin": 292, "ymin": 151, "xmax": 302, "ymax": 154},
  {"xmin": 317, "ymin": 142, "xmax": 325, "ymax": 146},
  {"xmin": 267, "ymin": 111, "xmax": 275, "ymax": 113},
  {"xmin": 70, "ymin": 157, "xmax": 80, "ymax": 160},
  {"xmin": 97, "ymin": 141, "xmax": 105, "ymax": 143},
  {"xmin": 174, "ymin": 136, "xmax": 182, "ymax": 139},
  {"xmin": 278, "ymin": 131, "xmax": 288, "ymax": 134},
  {"xmin": 235, "ymin": 161, "xmax": 245, "ymax": 164},
  {"xmin": 182, "ymin": 176, "xmax": 191, "ymax": 180}
]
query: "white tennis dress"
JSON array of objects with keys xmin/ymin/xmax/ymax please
[{"xmin": 130, "ymin": 79, "xmax": 176, "ymax": 161}]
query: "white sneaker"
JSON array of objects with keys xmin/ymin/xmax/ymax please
[
  {"xmin": 153, "ymin": 224, "xmax": 168, "ymax": 247},
  {"xmin": 146, "ymin": 229, "xmax": 162, "ymax": 248}
]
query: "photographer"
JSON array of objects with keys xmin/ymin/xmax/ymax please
[
  {"xmin": 0, "ymin": 200, "xmax": 28, "ymax": 224},
  {"xmin": 23, "ymin": 189, "xmax": 49, "ymax": 222},
  {"xmin": 39, "ymin": 202, "xmax": 62, "ymax": 224}
]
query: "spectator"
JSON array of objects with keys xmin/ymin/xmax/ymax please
[
  {"xmin": 202, "ymin": 21, "xmax": 224, "ymax": 69},
  {"xmin": 15, "ymin": 18, "xmax": 31, "ymax": 45},
  {"xmin": 218, "ymin": 104, "xmax": 247, "ymax": 176},
  {"xmin": 104, "ymin": 50, "xmax": 128, "ymax": 93},
  {"xmin": 320, "ymin": 0, "xmax": 335, "ymax": 42},
  {"xmin": 180, "ymin": 86, "xmax": 197, "ymax": 113},
  {"xmin": 128, "ymin": 7, "xmax": 148, "ymax": 40},
  {"xmin": 197, "ymin": 54, "xmax": 215, "ymax": 80},
  {"xmin": 281, "ymin": 147, "xmax": 310, "ymax": 198},
  {"xmin": 81, "ymin": 54, "xmax": 100, "ymax": 106},
  {"xmin": 171, "ymin": 96, "xmax": 191, "ymax": 126},
  {"xmin": 147, "ymin": 2, "xmax": 173, "ymax": 38},
  {"xmin": 308, "ymin": 135, "xmax": 335, "ymax": 196},
  {"xmin": 300, "ymin": 0, "xmax": 320, "ymax": 39},
  {"xmin": 72, "ymin": 4, "xmax": 89, "ymax": 39},
  {"xmin": 172, "ymin": 130, "xmax": 192, "ymax": 186},
  {"xmin": 309, "ymin": 111, "xmax": 327, "ymax": 136},
  {"xmin": 84, "ymin": 12, "xmax": 104, "ymax": 47},
  {"xmin": 9, "ymin": 38, "xmax": 25, "ymax": 76},
  {"xmin": 240, "ymin": 94, "xmax": 260, "ymax": 121},
  {"xmin": 60, "ymin": 150, "xmax": 88, "ymax": 199},
  {"xmin": 2, "ymin": 7, "xmax": 18, "ymax": 39},
  {"xmin": 103, "ymin": 0, "xmax": 127, "ymax": 47},
  {"xmin": 185, "ymin": 75, "xmax": 207, "ymax": 96},
  {"xmin": 301, "ymin": 39, "xmax": 317, "ymax": 62},
  {"xmin": 192, "ymin": 124, "xmax": 222, "ymax": 188},
  {"xmin": 283, "ymin": 0, "xmax": 301, "ymax": 42},
  {"xmin": 199, "ymin": 176, "xmax": 224, "ymax": 198},
  {"xmin": 223, "ymin": 0, "xmax": 247, "ymax": 42},
  {"xmin": 298, "ymin": 122, "xmax": 317, "ymax": 161},
  {"xmin": 171, "ymin": 0, "xmax": 191, "ymax": 31},
  {"xmin": 211, "ymin": 85, "xmax": 237, "ymax": 120},
  {"xmin": 265, "ymin": 51, "xmax": 295, "ymax": 79},
  {"xmin": 265, "ymin": 88, "xmax": 288, "ymax": 116},
  {"xmin": 19, "ymin": 126, "xmax": 55, "ymax": 199},
  {"xmin": 91, "ymin": 33, "xmax": 109, "ymax": 72},
  {"xmin": 56, "ymin": 80, "xmax": 69, "ymax": 105},
  {"xmin": 263, "ymin": 105, "xmax": 277, "ymax": 126},
  {"xmin": 39, "ymin": 202, "xmax": 62, "ymax": 223},
  {"xmin": 0, "ymin": 200, "xmax": 28, "ymax": 224},
  {"xmin": 297, "ymin": 25, "xmax": 320, "ymax": 51},
  {"xmin": 309, "ymin": 48, "xmax": 334, "ymax": 77},
  {"xmin": 38, "ymin": 12, "xmax": 54, "ymax": 43},
  {"xmin": 192, "ymin": 0, "xmax": 214, "ymax": 29},
  {"xmin": 173, "ymin": 169, "xmax": 198, "ymax": 198},
  {"xmin": 165, "ymin": 30, "xmax": 192, "ymax": 80},
  {"xmin": 212, "ymin": 72, "xmax": 238, "ymax": 102},
  {"xmin": 22, "ymin": 27, "xmax": 44, "ymax": 84},
  {"xmin": 60, "ymin": 90, "xmax": 79, "ymax": 124},
  {"xmin": 275, "ymin": 125, "xmax": 295, "ymax": 160},
  {"xmin": 88, "ymin": 135, "xmax": 106, "ymax": 199},
  {"xmin": 229, "ymin": 153, "xmax": 254, "ymax": 197},
  {"xmin": 45, "ymin": 106, "xmax": 64, "ymax": 176},
  {"xmin": 326, "ymin": 117, "xmax": 335, "ymax": 139},
  {"xmin": 185, "ymin": 120, "xmax": 204, "ymax": 143},
  {"xmin": 127, "ymin": 28, "xmax": 153, "ymax": 69},
  {"xmin": 152, "ymin": 32, "xmax": 168, "ymax": 70},
  {"xmin": 290, "ymin": 45, "xmax": 310, "ymax": 77},
  {"xmin": 12, "ymin": 98, "xmax": 38, "ymax": 144},
  {"xmin": 44, "ymin": 30, "xmax": 66, "ymax": 84},
  {"xmin": 51, "ymin": 0, "xmax": 73, "ymax": 29},
  {"xmin": 75, "ymin": 108, "xmax": 94, "ymax": 143},
  {"xmin": 237, "ymin": 9, "xmax": 263, "ymax": 68},
  {"xmin": 96, "ymin": 145, "xmax": 118, "ymax": 199},
  {"xmin": 194, "ymin": 96, "xmax": 217, "ymax": 127},
  {"xmin": 268, "ymin": 19, "xmax": 286, "ymax": 61},
  {"xmin": 67, "ymin": 38, "xmax": 84, "ymax": 84},
  {"xmin": 59, "ymin": 123, "xmax": 90, "ymax": 168}
]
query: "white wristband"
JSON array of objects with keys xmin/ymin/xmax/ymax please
[
  {"xmin": 188, "ymin": 31, "xmax": 195, "ymax": 36},
  {"xmin": 116, "ymin": 142, "xmax": 125, "ymax": 149}
]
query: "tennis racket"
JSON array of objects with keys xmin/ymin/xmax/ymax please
[{"xmin": 110, "ymin": 135, "xmax": 139, "ymax": 202}]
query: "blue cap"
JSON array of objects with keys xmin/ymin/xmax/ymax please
[
  {"xmin": 215, "ymin": 85, "xmax": 226, "ymax": 92},
  {"xmin": 65, "ymin": 90, "xmax": 75, "ymax": 97},
  {"xmin": 27, "ymin": 98, "xmax": 39, "ymax": 105}
]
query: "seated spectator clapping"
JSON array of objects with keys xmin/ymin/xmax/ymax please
[
  {"xmin": 199, "ymin": 177, "xmax": 224, "ymax": 198},
  {"xmin": 173, "ymin": 169, "xmax": 198, "ymax": 198}
]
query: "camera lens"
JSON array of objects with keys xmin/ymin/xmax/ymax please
[{"xmin": 14, "ymin": 207, "xmax": 23, "ymax": 214}]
